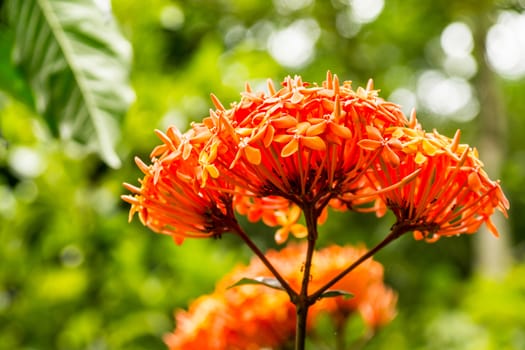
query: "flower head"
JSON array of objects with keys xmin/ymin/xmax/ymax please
[
  {"xmin": 359, "ymin": 117, "xmax": 509, "ymax": 241},
  {"xmin": 121, "ymin": 124, "xmax": 237, "ymax": 244},
  {"xmin": 202, "ymin": 72, "xmax": 408, "ymax": 212},
  {"xmin": 123, "ymin": 72, "xmax": 508, "ymax": 245}
]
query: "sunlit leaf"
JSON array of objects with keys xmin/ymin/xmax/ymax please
[
  {"xmin": 6, "ymin": 0, "xmax": 134, "ymax": 167},
  {"xmin": 319, "ymin": 289, "xmax": 354, "ymax": 300},
  {"xmin": 35, "ymin": 269, "xmax": 87, "ymax": 301},
  {"xmin": 0, "ymin": 29, "xmax": 33, "ymax": 107},
  {"xmin": 228, "ymin": 276, "xmax": 284, "ymax": 291}
]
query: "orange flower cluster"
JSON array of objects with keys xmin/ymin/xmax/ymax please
[
  {"xmin": 202, "ymin": 73, "xmax": 406, "ymax": 207},
  {"xmin": 121, "ymin": 124, "xmax": 238, "ymax": 244},
  {"xmin": 352, "ymin": 117, "xmax": 510, "ymax": 241},
  {"xmin": 164, "ymin": 243, "xmax": 397, "ymax": 349},
  {"xmin": 122, "ymin": 71, "xmax": 508, "ymax": 243}
]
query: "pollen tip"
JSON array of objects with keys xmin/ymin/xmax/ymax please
[
  {"xmin": 366, "ymin": 78, "xmax": 374, "ymax": 91},
  {"xmin": 267, "ymin": 78, "xmax": 277, "ymax": 95},
  {"xmin": 210, "ymin": 93, "xmax": 225, "ymax": 111},
  {"xmin": 134, "ymin": 157, "xmax": 150, "ymax": 174},
  {"xmin": 326, "ymin": 71, "xmax": 333, "ymax": 89},
  {"xmin": 409, "ymin": 108, "xmax": 418, "ymax": 128},
  {"xmin": 123, "ymin": 182, "xmax": 141, "ymax": 193},
  {"xmin": 121, "ymin": 194, "xmax": 139, "ymax": 205}
]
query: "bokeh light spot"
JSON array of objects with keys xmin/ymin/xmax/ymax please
[
  {"xmin": 61, "ymin": 245, "xmax": 85, "ymax": 268},
  {"xmin": 350, "ymin": 0, "xmax": 384, "ymax": 24},
  {"xmin": 389, "ymin": 88, "xmax": 417, "ymax": 115},
  {"xmin": 8, "ymin": 146, "xmax": 46, "ymax": 179},
  {"xmin": 160, "ymin": 5, "xmax": 185, "ymax": 31},
  {"xmin": 267, "ymin": 19, "xmax": 320, "ymax": 68},
  {"xmin": 417, "ymin": 70, "xmax": 479, "ymax": 122},
  {"xmin": 486, "ymin": 11, "xmax": 525, "ymax": 79},
  {"xmin": 441, "ymin": 22, "xmax": 473, "ymax": 58}
]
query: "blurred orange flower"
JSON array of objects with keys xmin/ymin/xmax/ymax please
[{"xmin": 164, "ymin": 243, "xmax": 397, "ymax": 349}]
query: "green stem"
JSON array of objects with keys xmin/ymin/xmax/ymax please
[
  {"xmin": 295, "ymin": 204, "xmax": 319, "ymax": 350},
  {"xmin": 309, "ymin": 221, "xmax": 412, "ymax": 303},
  {"xmin": 233, "ymin": 223, "xmax": 298, "ymax": 301},
  {"xmin": 334, "ymin": 316, "xmax": 347, "ymax": 350}
]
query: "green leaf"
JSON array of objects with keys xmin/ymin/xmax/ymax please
[
  {"xmin": 6, "ymin": 0, "xmax": 134, "ymax": 168},
  {"xmin": 319, "ymin": 289, "xmax": 354, "ymax": 300},
  {"xmin": 0, "ymin": 28, "xmax": 34, "ymax": 108},
  {"xmin": 228, "ymin": 277, "xmax": 285, "ymax": 291}
]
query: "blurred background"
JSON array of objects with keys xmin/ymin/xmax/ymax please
[{"xmin": 1, "ymin": 0, "xmax": 525, "ymax": 349}]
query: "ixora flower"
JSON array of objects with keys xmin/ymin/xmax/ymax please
[
  {"xmin": 121, "ymin": 72, "xmax": 509, "ymax": 350},
  {"xmin": 356, "ymin": 114, "xmax": 510, "ymax": 241},
  {"xmin": 201, "ymin": 72, "xmax": 408, "ymax": 212},
  {"xmin": 164, "ymin": 243, "xmax": 396, "ymax": 350},
  {"xmin": 122, "ymin": 71, "xmax": 508, "ymax": 244},
  {"xmin": 121, "ymin": 123, "xmax": 239, "ymax": 244},
  {"xmin": 122, "ymin": 72, "xmax": 415, "ymax": 243}
]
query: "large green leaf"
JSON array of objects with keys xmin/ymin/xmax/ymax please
[{"xmin": 6, "ymin": 0, "xmax": 134, "ymax": 168}]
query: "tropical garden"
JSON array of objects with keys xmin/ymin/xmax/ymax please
[{"xmin": 1, "ymin": 0, "xmax": 525, "ymax": 349}]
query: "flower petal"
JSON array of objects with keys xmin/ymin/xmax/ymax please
[
  {"xmin": 272, "ymin": 116, "xmax": 297, "ymax": 129},
  {"xmin": 263, "ymin": 125, "xmax": 275, "ymax": 148},
  {"xmin": 290, "ymin": 224, "xmax": 307, "ymax": 238},
  {"xmin": 467, "ymin": 172, "xmax": 482, "ymax": 192},
  {"xmin": 358, "ymin": 139, "xmax": 382, "ymax": 151},
  {"xmin": 328, "ymin": 122, "xmax": 352, "ymax": 139},
  {"xmin": 245, "ymin": 145, "xmax": 262, "ymax": 165},
  {"xmin": 306, "ymin": 121, "xmax": 327, "ymax": 136},
  {"xmin": 302, "ymin": 136, "xmax": 326, "ymax": 151},
  {"xmin": 414, "ymin": 152, "xmax": 427, "ymax": 165},
  {"xmin": 281, "ymin": 138, "xmax": 299, "ymax": 157}
]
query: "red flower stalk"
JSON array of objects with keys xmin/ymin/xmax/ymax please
[
  {"xmin": 201, "ymin": 72, "xmax": 408, "ymax": 214},
  {"xmin": 357, "ymin": 114, "xmax": 509, "ymax": 241},
  {"xmin": 164, "ymin": 243, "xmax": 397, "ymax": 350},
  {"xmin": 121, "ymin": 124, "xmax": 238, "ymax": 244}
]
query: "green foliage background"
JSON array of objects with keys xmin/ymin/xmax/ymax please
[{"xmin": 1, "ymin": 0, "xmax": 525, "ymax": 349}]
